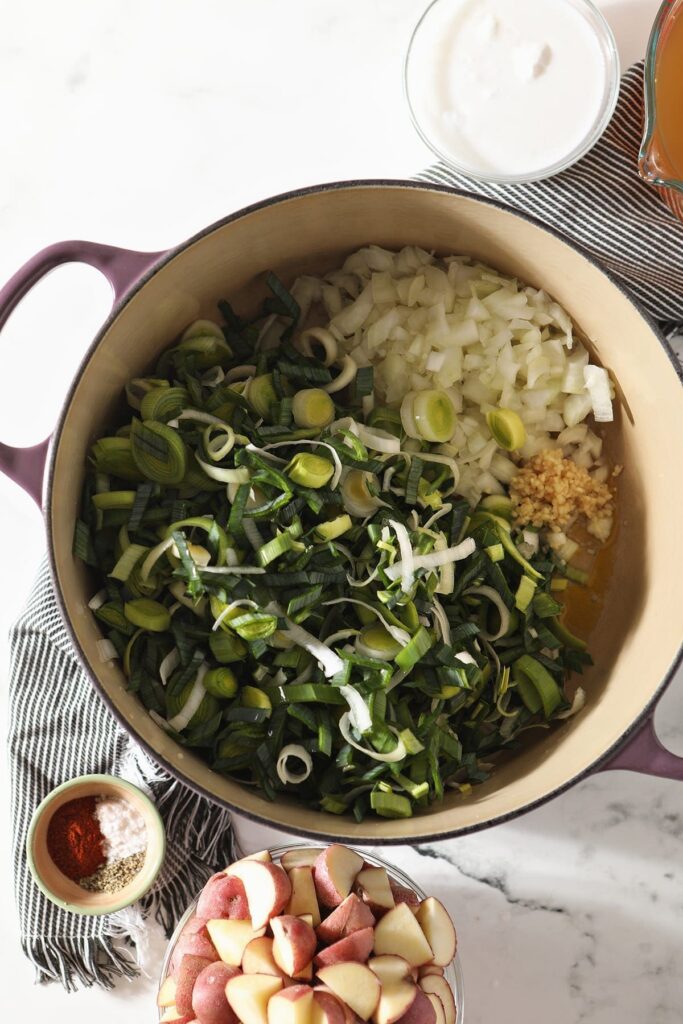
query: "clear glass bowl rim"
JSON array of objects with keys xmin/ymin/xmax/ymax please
[
  {"xmin": 639, "ymin": 0, "xmax": 683, "ymax": 193},
  {"xmin": 158, "ymin": 843, "xmax": 465, "ymax": 1024},
  {"xmin": 403, "ymin": 0, "xmax": 621, "ymax": 185}
]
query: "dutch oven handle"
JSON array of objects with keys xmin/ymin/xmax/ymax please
[
  {"xmin": 0, "ymin": 240, "xmax": 166, "ymax": 506},
  {"xmin": 600, "ymin": 706, "xmax": 683, "ymax": 781}
]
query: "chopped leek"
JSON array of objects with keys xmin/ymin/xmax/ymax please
[
  {"xmin": 130, "ymin": 419, "xmax": 187, "ymax": 485},
  {"xmin": 513, "ymin": 654, "xmax": 564, "ymax": 717},
  {"xmin": 140, "ymin": 386, "xmax": 189, "ymax": 423},
  {"xmin": 203, "ymin": 667, "xmax": 239, "ymax": 699},
  {"xmin": 394, "ymin": 625, "xmax": 433, "ymax": 670},
  {"xmin": 286, "ymin": 453, "xmax": 334, "ymax": 489},
  {"xmin": 515, "ymin": 575, "xmax": 537, "ymax": 612},
  {"xmin": 486, "ymin": 408, "xmax": 527, "ymax": 451},
  {"xmin": 411, "ymin": 389, "xmax": 458, "ymax": 443},
  {"xmin": 314, "ymin": 514, "xmax": 352, "ymax": 541},
  {"xmin": 370, "ymin": 790, "xmax": 412, "ymax": 818},
  {"xmin": 76, "ymin": 251, "xmax": 603, "ymax": 823},
  {"xmin": 292, "ymin": 388, "xmax": 335, "ymax": 429},
  {"xmin": 124, "ymin": 598, "xmax": 171, "ymax": 632}
]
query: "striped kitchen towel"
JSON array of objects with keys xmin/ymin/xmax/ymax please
[
  {"xmin": 8, "ymin": 60, "xmax": 683, "ymax": 994},
  {"xmin": 9, "ymin": 558, "xmax": 235, "ymax": 990}
]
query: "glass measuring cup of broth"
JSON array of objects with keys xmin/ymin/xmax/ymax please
[{"xmin": 639, "ymin": 0, "xmax": 683, "ymax": 218}]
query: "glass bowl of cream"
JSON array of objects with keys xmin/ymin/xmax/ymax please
[{"xmin": 404, "ymin": 0, "xmax": 620, "ymax": 184}]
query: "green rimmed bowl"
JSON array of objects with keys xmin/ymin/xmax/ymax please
[{"xmin": 26, "ymin": 773, "xmax": 166, "ymax": 915}]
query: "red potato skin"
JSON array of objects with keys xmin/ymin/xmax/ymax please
[
  {"xmin": 313, "ymin": 846, "xmax": 364, "ymax": 909},
  {"xmin": 273, "ymin": 983, "xmax": 313, "ymax": 1003},
  {"xmin": 171, "ymin": 930, "xmax": 220, "ymax": 970},
  {"xmin": 170, "ymin": 919, "xmax": 216, "ymax": 972},
  {"xmin": 271, "ymin": 915, "xmax": 318, "ymax": 974},
  {"xmin": 232, "ymin": 861, "xmax": 292, "ymax": 927},
  {"xmin": 176, "ymin": 954, "xmax": 214, "ymax": 1015},
  {"xmin": 191, "ymin": 962, "xmax": 241, "ymax": 1024},
  {"xmin": 312, "ymin": 989, "xmax": 348, "ymax": 1024},
  {"xmin": 314, "ymin": 926, "xmax": 375, "ymax": 968},
  {"xmin": 395, "ymin": 989, "xmax": 436, "ymax": 1024},
  {"xmin": 316, "ymin": 894, "xmax": 375, "ymax": 944},
  {"xmin": 197, "ymin": 873, "xmax": 250, "ymax": 921},
  {"xmin": 313, "ymin": 985, "xmax": 361, "ymax": 1024},
  {"xmin": 388, "ymin": 882, "xmax": 420, "ymax": 913}
]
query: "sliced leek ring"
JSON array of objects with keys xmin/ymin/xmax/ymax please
[
  {"xmin": 286, "ymin": 453, "xmax": 334, "ymax": 489},
  {"xmin": 292, "ymin": 388, "xmax": 335, "ymax": 429},
  {"xmin": 411, "ymin": 389, "xmax": 458, "ymax": 443},
  {"xmin": 130, "ymin": 419, "xmax": 188, "ymax": 485},
  {"xmin": 486, "ymin": 408, "xmax": 526, "ymax": 451},
  {"xmin": 124, "ymin": 598, "xmax": 171, "ymax": 632}
]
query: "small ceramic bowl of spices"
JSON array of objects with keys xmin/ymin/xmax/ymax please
[{"xmin": 26, "ymin": 774, "xmax": 165, "ymax": 915}]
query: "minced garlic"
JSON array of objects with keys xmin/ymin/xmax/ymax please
[{"xmin": 510, "ymin": 448, "xmax": 613, "ymax": 538}]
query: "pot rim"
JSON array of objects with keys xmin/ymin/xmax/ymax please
[{"xmin": 43, "ymin": 178, "xmax": 683, "ymax": 843}]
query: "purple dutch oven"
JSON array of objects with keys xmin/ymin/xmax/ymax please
[{"xmin": 0, "ymin": 181, "xmax": 681, "ymax": 844}]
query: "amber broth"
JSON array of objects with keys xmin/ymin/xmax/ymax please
[
  {"xmin": 653, "ymin": 5, "xmax": 683, "ymax": 179},
  {"xmin": 563, "ymin": 520, "xmax": 617, "ymax": 641}
]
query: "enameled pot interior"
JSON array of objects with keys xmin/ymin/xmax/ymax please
[{"xmin": 49, "ymin": 184, "xmax": 683, "ymax": 841}]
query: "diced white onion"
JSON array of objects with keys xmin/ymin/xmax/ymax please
[
  {"xmin": 292, "ymin": 248, "xmax": 616, "ymax": 499},
  {"xmin": 583, "ymin": 365, "xmax": 614, "ymax": 422},
  {"xmin": 426, "ymin": 350, "xmax": 446, "ymax": 372},
  {"xmin": 521, "ymin": 530, "xmax": 540, "ymax": 554}
]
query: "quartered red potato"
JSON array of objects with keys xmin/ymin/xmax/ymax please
[{"xmin": 158, "ymin": 845, "xmax": 458, "ymax": 1024}]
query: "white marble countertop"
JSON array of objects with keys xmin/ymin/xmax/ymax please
[{"xmin": 1, "ymin": 0, "xmax": 681, "ymax": 1021}]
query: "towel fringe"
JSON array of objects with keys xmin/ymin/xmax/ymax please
[{"xmin": 23, "ymin": 936, "xmax": 139, "ymax": 991}]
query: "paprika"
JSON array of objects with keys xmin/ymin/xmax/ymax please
[{"xmin": 46, "ymin": 796, "xmax": 106, "ymax": 880}]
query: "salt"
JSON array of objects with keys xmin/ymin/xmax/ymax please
[{"xmin": 95, "ymin": 796, "xmax": 147, "ymax": 863}]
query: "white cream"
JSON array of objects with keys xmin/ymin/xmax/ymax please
[{"xmin": 407, "ymin": 0, "xmax": 613, "ymax": 180}]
